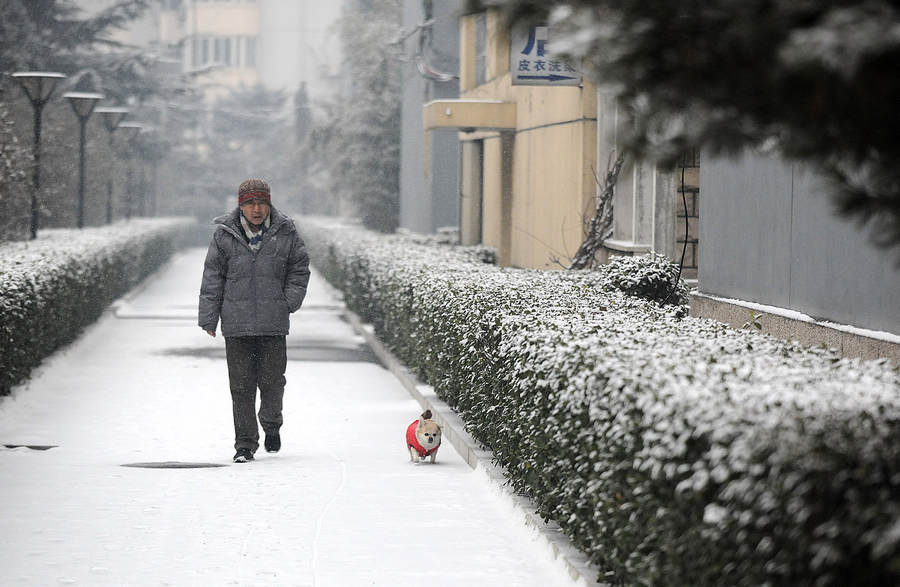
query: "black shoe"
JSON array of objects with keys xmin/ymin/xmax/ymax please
[
  {"xmin": 233, "ymin": 448, "xmax": 254, "ymax": 463},
  {"xmin": 265, "ymin": 432, "xmax": 281, "ymax": 453}
]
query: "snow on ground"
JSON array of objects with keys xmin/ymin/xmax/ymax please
[{"xmin": 0, "ymin": 248, "xmax": 584, "ymax": 587}]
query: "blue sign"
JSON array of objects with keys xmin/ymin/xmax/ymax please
[{"xmin": 511, "ymin": 25, "xmax": 581, "ymax": 86}]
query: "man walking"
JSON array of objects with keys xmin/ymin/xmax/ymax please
[{"xmin": 199, "ymin": 179, "xmax": 310, "ymax": 463}]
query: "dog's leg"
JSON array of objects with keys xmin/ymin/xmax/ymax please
[
  {"xmin": 429, "ymin": 448, "xmax": 438, "ymax": 464},
  {"xmin": 409, "ymin": 446, "xmax": 419, "ymax": 463}
]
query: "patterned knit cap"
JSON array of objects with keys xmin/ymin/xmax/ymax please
[{"xmin": 238, "ymin": 178, "xmax": 271, "ymax": 205}]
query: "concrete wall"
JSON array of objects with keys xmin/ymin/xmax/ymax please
[
  {"xmin": 399, "ymin": 0, "xmax": 460, "ymax": 234},
  {"xmin": 699, "ymin": 151, "xmax": 900, "ymax": 335}
]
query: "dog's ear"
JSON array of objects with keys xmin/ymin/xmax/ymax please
[{"xmin": 422, "ymin": 409, "xmax": 433, "ymax": 421}]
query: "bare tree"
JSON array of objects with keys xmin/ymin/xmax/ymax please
[{"xmin": 569, "ymin": 150, "xmax": 625, "ymax": 269}]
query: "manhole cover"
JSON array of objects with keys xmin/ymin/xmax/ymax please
[
  {"xmin": 4, "ymin": 444, "xmax": 57, "ymax": 450},
  {"xmin": 121, "ymin": 461, "xmax": 227, "ymax": 469}
]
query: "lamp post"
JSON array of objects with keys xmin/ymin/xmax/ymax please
[
  {"xmin": 117, "ymin": 121, "xmax": 143, "ymax": 220},
  {"xmin": 10, "ymin": 71, "xmax": 66, "ymax": 239},
  {"xmin": 93, "ymin": 106, "xmax": 129, "ymax": 224},
  {"xmin": 63, "ymin": 91, "xmax": 104, "ymax": 228}
]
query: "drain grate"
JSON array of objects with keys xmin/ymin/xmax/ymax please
[
  {"xmin": 4, "ymin": 444, "xmax": 57, "ymax": 450},
  {"xmin": 121, "ymin": 461, "xmax": 227, "ymax": 469}
]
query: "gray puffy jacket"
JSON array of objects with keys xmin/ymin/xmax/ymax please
[{"xmin": 198, "ymin": 206, "xmax": 310, "ymax": 337}]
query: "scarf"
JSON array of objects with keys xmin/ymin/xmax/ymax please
[{"xmin": 240, "ymin": 212, "xmax": 271, "ymax": 252}]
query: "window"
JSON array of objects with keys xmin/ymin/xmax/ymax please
[
  {"xmin": 475, "ymin": 13, "xmax": 486, "ymax": 86},
  {"xmin": 188, "ymin": 35, "xmax": 258, "ymax": 69},
  {"xmin": 189, "ymin": 35, "xmax": 256, "ymax": 68}
]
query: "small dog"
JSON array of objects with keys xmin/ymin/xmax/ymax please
[{"xmin": 406, "ymin": 409, "xmax": 442, "ymax": 463}]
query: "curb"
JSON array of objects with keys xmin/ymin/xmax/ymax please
[{"xmin": 343, "ymin": 309, "xmax": 605, "ymax": 587}]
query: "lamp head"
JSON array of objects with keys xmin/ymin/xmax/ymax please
[
  {"xmin": 94, "ymin": 106, "xmax": 129, "ymax": 132},
  {"xmin": 118, "ymin": 121, "xmax": 144, "ymax": 142},
  {"xmin": 63, "ymin": 91, "xmax": 104, "ymax": 119},
  {"xmin": 11, "ymin": 72, "xmax": 66, "ymax": 104}
]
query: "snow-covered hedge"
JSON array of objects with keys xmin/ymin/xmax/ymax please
[
  {"xmin": 0, "ymin": 218, "xmax": 194, "ymax": 396},
  {"xmin": 299, "ymin": 217, "xmax": 900, "ymax": 586}
]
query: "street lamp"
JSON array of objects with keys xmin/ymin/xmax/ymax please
[
  {"xmin": 10, "ymin": 71, "xmax": 66, "ymax": 239},
  {"xmin": 117, "ymin": 121, "xmax": 143, "ymax": 220},
  {"xmin": 63, "ymin": 91, "xmax": 104, "ymax": 228},
  {"xmin": 93, "ymin": 106, "xmax": 129, "ymax": 224}
]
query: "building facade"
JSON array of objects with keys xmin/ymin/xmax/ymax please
[
  {"xmin": 80, "ymin": 0, "xmax": 342, "ymax": 99},
  {"xmin": 424, "ymin": 9, "xmax": 692, "ymax": 272},
  {"xmin": 421, "ymin": 7, "xmax": 896, "ymax": 358},
  {"xmin": 182, "ymin": 0, "xmax": 261, "ymax": 98}
]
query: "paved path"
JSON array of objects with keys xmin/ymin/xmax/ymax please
[{"xmin": 0, "ymin": 248, "xmax": 579, "ymax": 586}]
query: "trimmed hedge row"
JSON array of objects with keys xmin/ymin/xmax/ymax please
[
  {"xmin": 0, "ymin": 218, "xmax": 194, "ymax": 396},
  {"xmin": 299, "ymin": 217, "xmax": 900, "ymax": 586}
]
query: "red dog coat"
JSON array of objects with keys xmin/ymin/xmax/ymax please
[{"xmin": 407, "ymin": 419, "xmax": 439, "ymax": 457}]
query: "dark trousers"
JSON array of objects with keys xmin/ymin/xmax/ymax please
[{"xmin": 224, "ymin": 335, "xmax": 287, "ymax": 452}]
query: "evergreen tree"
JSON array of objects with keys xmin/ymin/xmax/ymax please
[
  {"xmin": 310, "ymin": 0, "xmax": 402, "ymax": 232},
  {"xmin": 0, "ymin": 0, "xmax": 156, "ymax": 239},
  {"xmin": 209, "ymin": 85, "xmax": 295, "ymax": 202},
  {"xmin": 0, "ymin": 0, "xmax": 150, "ymax": 75}
]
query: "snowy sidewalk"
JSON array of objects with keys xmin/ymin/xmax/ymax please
[{"xmin": 0, "ymin": 248, "xmax": 582, "ymax": 586}]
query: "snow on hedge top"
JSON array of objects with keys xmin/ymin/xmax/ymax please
[
  {"xmin": 302, "ymin": 218, "xmax": 899, "ymax": 422},
  {"xmin": 0, "ymin": 219, "xmax": 192, "ymax": 288}
]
